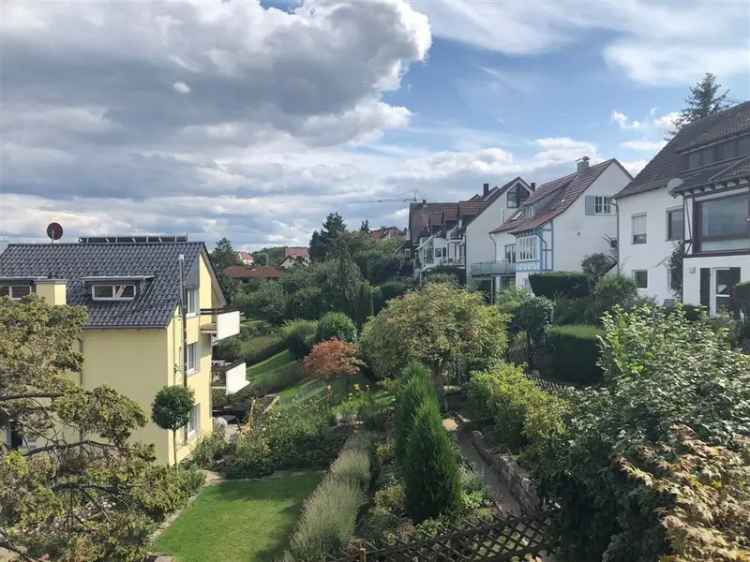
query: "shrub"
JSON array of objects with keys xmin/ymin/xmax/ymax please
[
  {"xmin": 241, "ymin": 281, "xmax": 287, "ymax": 324},
  {"xmin": 467, "ymin": 363, "xmax": 567, "ymax": 455},
  {"xmin": 374, "ymin": 280, "xmax": 411, "ymax": 312},
  {"xmin": 553, "ymin": 296, "xmax": 593, "ymax": 325},
  {"xmin": 191, "ymin": 431, "xmax": 230, "ymax": 469},
  {"xmin": 374, "ymin": 482, "xmax": 406, "ymax": 515},
  {"xmin": 581, "ymin": 253, "xmax": 615, "ymax": 284},
  {"xmin": 285, "ymin": 286, "xmax": 324, "ymax": 321},
  {"xmin": 536, "ymin": 305, "xmax": 750, "ymax": 562},
  {"xmin": 361, "ymin": 283, "xmax": 507, "ymax": 379},
  {"xmin": 240, "ymin": 334, "xmax": 287, "ymax": 365},
  {"xmin": 544, "ymin": 324, "xmax": 603, "ymax": 384},
  {"xmin": 303, "ymin": 339, "xmax": 363, "ymax": 380},
  {"xmin": 317, "ymin": 311, "xmax": 357, "ymax": 343},
  {"xmin": 211, "ymin": 387, "xmax": 227, "ymax": 410},
  {"xmin": 394, "ymin": 362, "xmax": 436, "ymax": 469},
  {"xmin": 213, "ymin": 336, "xmax": 241, "ymax": 362},
  {"xmin": 287, "ymin": 434, "xmax": 373, "ymax": 561},
  {"xmin": 736, "ymin": 281, "xmax": 750, "ymax": 317},
  {"xmin": 589, "ymin": 274, "xmax": 638, "ymax": 322},
  {"xmin": 252, "ymin": 361, "xmax": 304, "ymax": 395},
  {"xmin": 529, "ymin": 271, "xmax": 591, "ymax": 299},
  {"xmin": 283, "ymin": 319, "xmax": 318, "ymax": 359},
  {"xmin": 353, "ymin": 282, "xmax": 375, "ymax": 328},
  {"xmin": 403, "ymin": 401, "xmax": 461, "ymax": 522}
]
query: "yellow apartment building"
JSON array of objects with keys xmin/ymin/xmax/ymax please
[{"xmin": 0, "ymin": 235, "xmax": 242, "ymax": 464}]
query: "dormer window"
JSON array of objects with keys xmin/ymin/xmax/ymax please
[
  {"xmin": 92, "ymin": 283, "xmax": 136, "ymax": 301},
  {"xmin": 0, "ymin": 285, "xmax": 32, "ymax": 300}
]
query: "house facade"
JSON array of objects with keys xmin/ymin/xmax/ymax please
[
  {"xmin": 615, "ymin": 101, "xmax": 750, "ymax": 313},
  {"xmin": 279, "ymin": 246, "xmax": 310, "ymax": 269},
  {"xmin": 465, "ymin": 178, "xmax": 532, "ymax": 290},
  {"xmin": 489, "ymin": 158, "xmax": 631, "ymax": 292},
  {"xmin": 0, "ymin": 236, "xmax": 241, "ymax": 465},
  {"xmin": 237, "ymin": 250, "xmax": 254, "ymax": 266}
]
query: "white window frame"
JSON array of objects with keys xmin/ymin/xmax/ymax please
[
  {"xmin": 594, "ymin": 196, "xmax": 613, "ymax": 215},
  {"xmin": 632, "ymin": 213, "xmax": 647, "ymax": 245},
  {"xmin": 91, "ymin": 283, "xmax": 137, "ymax": 301},
  {"xmin": 186, "ymin": 342, "xmax": 199, "ymax": 375},
  {"xmin": 184, "ymin": 288, "xmax": 199, "ymax": 316},
  {"xmin": 187, "ymin": 404, "xmax": 200, "ymax": 439},
  {"xmin": 0, "ymin": 285, "xmax": 32, "ymax": 300},
  {"xmin": 633, "ymin": 269, "xmax": 648, "ymax": 289},
  {"xmin": 666, "ymin": 207, "xmax": 684, "ymax": 242}
]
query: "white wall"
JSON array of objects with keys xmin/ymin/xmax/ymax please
[
  {"xmin": 553, "ymin": 162, "xmax": 629, "ymax": 273},
  {"xmin": 683, "ymin": 254, "xmax": 750, "ymax": 314},
  {"xmin": 225, "ymin": 362, "xmax": 249, "ymax": 395},
  {"xmin": 466, "ymin": 182, "xmax": 527, "ymax": 284},
  {"xmin": 617, "ymin": 187, "xmax": 682, "ymax": 304}
]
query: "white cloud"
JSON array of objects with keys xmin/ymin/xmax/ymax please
[
  {"xmin": 621, "ymin": 160, "xmax": 649, "ymax": 176},
  {"xmin": 409, "ymin": 0, "xmax": 750, "ymax": 85},
  {"xmin": 173, "ymin": 81, "xmax": 191, "ymax": 94},
  {"xmin": 611, "ymin": 111, "xmax": 642, "ymax": 130},
  {"xmin": 621, "ymin": 140, "xmax": 666, "ymax": 151}
]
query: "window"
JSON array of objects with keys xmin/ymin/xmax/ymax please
[
  {"xmin": 632, "ymin": 214, "xmax": 647, "ymax": 244},
  {"xmin": 507, "ymin": 185, "xmax": 529, "ymax": 209},
  {"xmin": 504, "ymin": 244, "xmax": 516, "ymax": 264},
  {"xmin": 184, "ymin": 288, "xmax": 198, "ymax": 315},
  {"xmin": 666, "ymin": 208, "xmax": 684, "ymax": 241},
  {"xmin": 517, "ymin": 237, "xmax": 537, "ymax": 261},
  {"xmin": 633, "ymin": 270, "xmax": 648, "ymax": 289},
  {"xmin": 91, "ymin": 283, "xmax": 136, "ymax": 300},
  {"xmin": 695, "ymin": 193, "xmax": 750, "ymax": 252},
  {"xmin": 434, "ymin": 248, "xmax": 441, "ymax": 258},
  {"xmin": 715, "ymin": 268, "xmax": 741, "ymax": 314},
  {"xmin": 0, "ymin": 285, "xmax": 32, "ymax": 299},
  {"xmin": 186, "ymin": 404, "xmax": 200, "ymax": 439},
  {"xmin": 586, "ymin": 195, "xmax": 613, "ymax": 215},
  {"xmin": 186, "ymin": 342, "xmax": 198, "ymax": 374}
]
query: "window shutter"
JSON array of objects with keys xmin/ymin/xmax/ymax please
[{"xmin": 585, "ymin": 196, "xmax": 595, "ymax": 216}]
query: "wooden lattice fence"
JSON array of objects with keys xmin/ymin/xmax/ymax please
[{"xmin": 327, "ymin": 513, "xmax": 556, "ymax": 562}]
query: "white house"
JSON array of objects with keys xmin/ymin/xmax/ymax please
[
  {"xmin": 279, "ymin": 246, "xmax": 310, "ymax": 269},
  {"xmin": 466, "ymin": 177, "xmax": 532, "ymax": 290},
  {"xmin": 666, "ymin": 102, "xmax": 750, "ymax": 315},
  {"xmin": 408, "ymin": 184, "xmax": 511, "ymax": 281},
  {"xmin": 489, "ymin": 157, "xmax": 632, "ymax": 292},
  {"xmin": 615, "ymin": 101, "xmax": 750, "ymax": 314}
]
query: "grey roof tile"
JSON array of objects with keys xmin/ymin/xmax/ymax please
[{"xmin": 0, "ymin": 242, "xmax": 206, "ymax": 328}]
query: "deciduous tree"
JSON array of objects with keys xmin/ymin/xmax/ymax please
[
  {"xmin": 303, "ymin": 339, "xmax": 362, "ymax": 380},
  {"xmin": 0, "ymin": 296, "xmax": 200, "ymax": 562}
]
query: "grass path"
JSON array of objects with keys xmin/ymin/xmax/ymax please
[{"xmin": 153, "ymin": 472, "xmax": 322, "ymax": 562}]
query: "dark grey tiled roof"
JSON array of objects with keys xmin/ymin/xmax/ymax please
[
  {"xmin": 0, "ymin": 242, "xmax": 206, "ymax": 328},
  {"xmin": 615, "ymin": 101, "xmax": 750, "ymax": 199}
]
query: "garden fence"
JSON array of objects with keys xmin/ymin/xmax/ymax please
[{"xmin": 327, "ymin": 513, "xmax": 556, "ymax": 562}]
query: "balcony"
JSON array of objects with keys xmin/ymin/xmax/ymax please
[
  {"xmin": 201, "ymin": 308, "xmax": 241, "ymax": 341},
  {"xmin": 470, "ymin": 261, "xmax": 515, "ymax": 276}
]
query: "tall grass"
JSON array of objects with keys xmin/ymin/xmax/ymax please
[{"xmin": 286, "ymin": 433, "xmax": 373, "ymax": 561}]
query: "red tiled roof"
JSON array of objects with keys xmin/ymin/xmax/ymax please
[
  {"xmin": 284, "ymin": 246, "xmax": 308, "ymax": 258},
  {"xmin": 224, "ymin": 265, "xmax": 282, "ymax": 280}
]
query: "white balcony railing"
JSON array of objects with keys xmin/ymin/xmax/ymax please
[{"xmin": 201, "ymin": 308, "xmax": 241, "ymax": 341}]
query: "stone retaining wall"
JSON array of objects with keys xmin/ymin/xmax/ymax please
[{"xmin": 470, "ymin": 430, "xmax": 541, "ymax": 516}]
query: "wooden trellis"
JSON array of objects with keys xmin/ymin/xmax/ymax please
[{"xmin": 327, "ymin": 513, "xmax": 556, "ymax": 562}]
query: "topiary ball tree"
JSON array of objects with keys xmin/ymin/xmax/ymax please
[
  {"xmin": 316, "ymin": 311, "xmax": 357, "ymax": 343},
  {"xmin": 152, "ymin": 385, "xmax": 195, "ymax": 466},
  {"xmin": 403, "ymin": 400, "xmax": 461, "ymax": 522},
  {"xmin": 394, "ymin": 362, "xmax": 436, "ymax": 470}
]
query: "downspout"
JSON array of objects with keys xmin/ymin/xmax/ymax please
[
  {"xmin": 616, "ymin": 199, "xmax": 620, "ymax": 274},
  {"xmin": 178, "ymin": 254, "xmax": 188, "ymax": 388},
  {"xmin": 535, "ymin": 228, "xmax": 548, "ymax": 271}
]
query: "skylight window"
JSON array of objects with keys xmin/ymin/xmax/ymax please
[{"xmin": 91, "ymin": 283, "xmax": 136, "ymax": 301}]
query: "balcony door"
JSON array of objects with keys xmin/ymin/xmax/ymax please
[{"xmin": 702, "ymin": 267, "xmax": 741, "ymax": 316}]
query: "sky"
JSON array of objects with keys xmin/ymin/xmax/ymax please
[{"xmin": 1, "ymin": 0, "xmax": 749, "ymax": 250}]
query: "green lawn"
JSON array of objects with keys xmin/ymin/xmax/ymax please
[
  {"xmin": 279, "ymin": 373, "xmax": 367, "ymax": 406},
  {"xmin": 153, "ymin": 473, "xmax": 322, "ymax": 562}
]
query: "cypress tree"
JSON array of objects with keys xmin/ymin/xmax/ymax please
[
  {"xmin": 403, "ymin": 400, "xmax": 461, "ymax": 522},
  {"xmin": 394, "ymin": 362, "xmax": 435, "ymax": 469}
]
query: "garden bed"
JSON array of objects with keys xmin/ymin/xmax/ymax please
[{"xmin": 152, "ymin": 473, "xmax": 323, "ymax": 562}]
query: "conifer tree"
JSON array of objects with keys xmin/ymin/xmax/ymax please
[{"xmin": 671, "ymin": 73, "xmax": 732, "ymax": 135}]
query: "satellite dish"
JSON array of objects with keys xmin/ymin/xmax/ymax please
[
  {"xmin": 666, "ymin": 178, "xmax": 684, "ymax": 193},
  {"xmin": 46, "ymin": 222, "xmax": 63, "ymax": 241}
]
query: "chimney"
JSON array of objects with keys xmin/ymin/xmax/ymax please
[
  {"xmin": 483, "ymin": 183, "xmax": 489, "ymax": 197},
  {"xmin": 530, "ymin": 182, "xmax": 536, "ymax": 192},
  {"xmin": 35, "ymin": 279, "xmax": 67, "ymax": 306},
  {"xmin": 577, "ymin": 156, "xmax": 590, "ymax": 172}
]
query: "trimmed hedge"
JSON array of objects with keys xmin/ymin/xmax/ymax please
[
  {"xmin": 529, "ymin": 271, "xmax": 591, "ymax": 299},
  {"xmin": 317, "ymin": 312, "xmax": 357, "ymax": 343},
  {"xmin": 544, "ymin": 324, "xmax": 603, "ymax": 384},
  {"xmin": 283, "ymin": 319, "xmax": 318, "ymax": 359}
]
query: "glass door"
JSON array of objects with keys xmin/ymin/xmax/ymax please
[{"xmin": 712, "ymin": 267, "xmax": 741, "ymax": 315}]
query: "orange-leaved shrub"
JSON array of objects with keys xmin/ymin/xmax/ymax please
[{"xmin": 303, "ymin": 339, "xmax": 363, "ymax": 380}]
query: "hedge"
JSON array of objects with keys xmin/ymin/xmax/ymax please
[
  {"xmin": 735, "ymin": 281, "xmax": 750, "ymax": 315},
  {"xmin": 544, "ymin": 324, "xmax": 603, "ymax": 384},
  {"xmin": 529, "ymin": 271, "xmax": 591, "ymax": 299}
]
